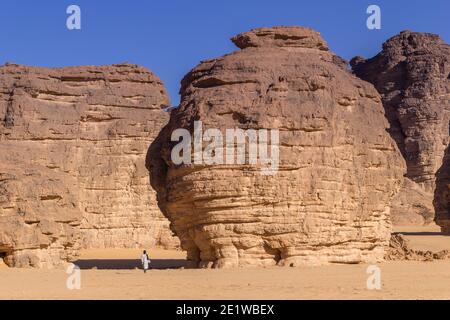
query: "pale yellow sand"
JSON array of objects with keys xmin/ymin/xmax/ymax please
[
  {"xmin": 394, "ymin": 224, "xmax": 448, "ymax": 252},
  {"xmin": 0, "ymin": 226, "xmax": 449, "ymax": 300}
]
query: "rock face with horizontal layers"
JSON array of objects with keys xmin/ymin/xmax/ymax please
[
  {"xmin": 351, "ymin": 31, "xmax": 450, "ymax": 226},
  {"xmin": 148, "ymin": 26, "xmax": 405, "ymax": 268},
  {"xmin": 0, "ymin": 162, "xmax": 81, "ymax": 268},
  {"xmin": 0, "ymin": 63, "xmax": 178, "ymax": 267}
]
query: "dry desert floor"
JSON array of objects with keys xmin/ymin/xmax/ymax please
[{"xmin": 1, "ymin": 225, "xmax": 450, "ymax": 300}]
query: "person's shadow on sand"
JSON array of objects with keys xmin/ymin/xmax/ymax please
[{"xmin": 73, "ymin": 258, "xmax": 187, "ymax": 270}]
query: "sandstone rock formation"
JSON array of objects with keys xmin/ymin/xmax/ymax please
[
  {"xmin": 0, "ymin": 161, "xmax": 81, "ymax": 268},
  {"xmin": 0, "ymin": 63, "xmax": 178, "ymax": 267},
  {"xmin": 351, "ymin": 31, "xmax": 450, "ymax": 226},
  {"xmin": 147, "ymin": 26, "xmax": 405, "ymax": 268},
  {"xmin": 434, "ymin": 146, "xmax": 450, "ymax": 233}
]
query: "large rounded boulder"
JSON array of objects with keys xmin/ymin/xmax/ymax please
[{"xmin": 147, "ymin": 26, "xmax": 405, "ymax": 268}]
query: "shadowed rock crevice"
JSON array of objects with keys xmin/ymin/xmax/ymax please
[{"xmin": 0, "ymin": 250, "xmax": 10, "ymax": 265}]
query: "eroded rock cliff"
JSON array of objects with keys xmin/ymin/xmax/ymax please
[
  {"xmin": 148, "ymin": 26, "xmax": 405, "ymax": 268},
  {"xmin": 351, "ymin": 31, "xmax": 450, "ymax": 226},
  {"xmin": 0, "ymin": 63, "xmax": 178, "ymax": 267},
  {"xmin": 0, "ymin": 161, "xmax": 80, "ymax": 268}
]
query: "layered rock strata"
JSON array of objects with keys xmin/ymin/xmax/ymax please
[
  {"xmin": 0, "ymin": 63, "xmax": 178, "ymax": 267},
  {"xmin": 434, "ymin": 146, "xmax": 450, "ymax": 233},
  {"xmin": 352, "ymin": 31, "xmax": 450, "ymax": 226}
]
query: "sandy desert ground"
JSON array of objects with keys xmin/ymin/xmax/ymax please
[{"xmin": 1, "ymin": 225, "xmax": 450, "ymax": 300}]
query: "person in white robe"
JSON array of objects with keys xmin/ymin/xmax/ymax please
[{"xmin": 141, "ymin": 250, "xmax": 150, "ymax": 273}]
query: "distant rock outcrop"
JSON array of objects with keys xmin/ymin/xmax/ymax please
[
  {"xmin": 0, "ymin": 161, "xmax": 81, "ymax": 268},
  {"xmin": 0, "ymin": 63, "xmax": 178, "ymax": 268},
  {"xmin": 147, "ymin": 26, "xmax": 405, "ymax": 268},
  {"xmin": 352, "ymin": 31, "xmax": 450, "ymax": 226},
  {"xmin": 434, "ymin": 146, "xmax": 450, "ymax": 233}
]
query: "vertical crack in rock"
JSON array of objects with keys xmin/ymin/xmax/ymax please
[
  {"xmin": 351, "ymin": 31, "xmax": 450, "ymax": 226},
  {"xmin": 147, "ymin": 26, "xmax": 405, "ymax": 268},
  {"xmin": 0, "ymin": 63, "xmax": 179, "ymax": 268},
  {"xmin": 3, "ymin": 90, "xmax": 15, "ymax": 128}
]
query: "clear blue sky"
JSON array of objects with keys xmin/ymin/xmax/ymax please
[{"xmin": 1, "ymin": 0, "xmax": 449, "ymax": 105}]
